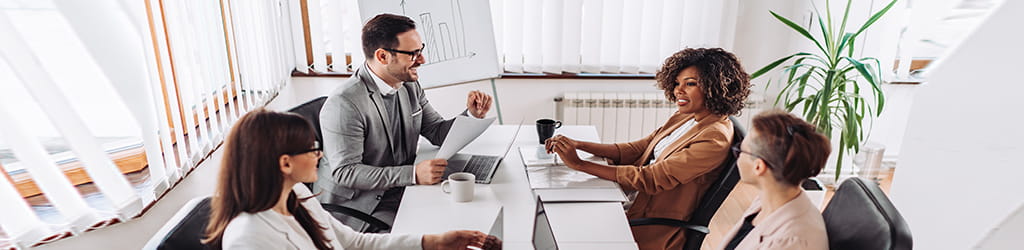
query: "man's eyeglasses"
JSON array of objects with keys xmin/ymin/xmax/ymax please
[
  {"xmin": 731, "ymin": 145, "xmax": 773, "ymax": 169},
  {"xmin": 383, "ymin": 43, "xmax": 426, "ymax": 61},
  {"xmin": 287, "ymin": 141, "xmax": 322, "ymax": 157}
]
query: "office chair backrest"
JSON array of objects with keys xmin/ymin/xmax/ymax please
[
  {"xmin": 145, "ymin": 197, "xmax": 212, "ymax": 250},
  {"xmin": 287, "ymin": 96, "xmax": 328, "ymax": 191},
  {"xmin": 682, "ymin": 116, "xmax": 746, "ymax": 249},
  {"xmin": 287, "ymin": 96, "xmax": 329, "ymax": 146},
  {"xmin": 822, "ymin": 177, "xmax": 913, "ymax": 250}
]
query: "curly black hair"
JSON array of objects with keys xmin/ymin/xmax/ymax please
[{"xmin": 655, "ymin": 48, "xmax": 750, "ymax": 116}]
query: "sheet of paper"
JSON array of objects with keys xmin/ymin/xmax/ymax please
[
  {"xmin": 518, "ymin": 145, "xmax": 619, "ymax": 190},
  {"xmin": 436, "ymin": 116, "xmax": 497, "ymax": 159},
  {"xmin": 526, "ymin": 166, "xmax": 620, "ymax": 189},
  {"xmin": 534, "ymin": 189, "xmax": 627, "ymax": 203},
  {"xmin": 518, "ymin": 145, "xmax": 598, "ymax": 167}
]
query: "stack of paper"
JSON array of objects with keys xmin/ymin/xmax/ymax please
[{"xmin": 519, "ymin": 146, "xmax": 627, "ymax": 202}]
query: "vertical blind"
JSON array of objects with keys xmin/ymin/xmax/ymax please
[
  {"xmin": 295, "ymin": 0, "xmax": 740, "ymax": 75},
  {"xmin": 0, "ymin": 0, "xmax": 295, "ymax": 247}
]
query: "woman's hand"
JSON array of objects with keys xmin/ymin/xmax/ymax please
[
  {"xmin": 545, "ymin": 135, "xmax": 582, "ymax": 168},
  {"xmin": 423, "ymin": 230, "xmax": 502, "ymax": 250},
  {"xmin": 544, "ymin": 135, "xmax": 579, "ymax": 153}
]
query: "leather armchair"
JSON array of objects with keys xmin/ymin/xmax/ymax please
[{"xmin": 822, "ymin": 177, "xmax": 912, "ymax": 250}]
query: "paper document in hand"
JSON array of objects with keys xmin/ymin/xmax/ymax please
[{"xmin": 436, "ymin": 116, "xmax": 497, "ymax": 159}]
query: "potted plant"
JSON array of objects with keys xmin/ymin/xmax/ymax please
[{"xmin": 751, "ymin": 0, "xmax": 898, "ymax": 182}]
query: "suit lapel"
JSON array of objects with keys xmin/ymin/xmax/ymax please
[
  {"xmin": 637, "ymin": 112, "xmax": 690, "ymax": 165},
  {"xmin": 358, "ymin": 65, "xmax": 396, "ymax": 154},
  {"xmin": 656, "ymin": 114, "xmax": 726, "ymax": 162},
  {"xmin": 397, "ymin": 83, "xmax": 417, "ymax": 148}
]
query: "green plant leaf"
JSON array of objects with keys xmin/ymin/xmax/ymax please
[
  {"xmin": 770, "ymin": 11, "xmax": 828, "ymax": 55},
  {"xmin": 841, "ymin": 57, "xmax": 877, "ymax": 87},
  {"xmin": 837, "ymin": 32, "xmax": 856, "ymax": 58},
  {"xmin": 751, "ymin": 52, "xmax": 813, "ymax": 79},
  {"xmin": 847, "ymin": 35, "xmax": 856, "ymax": 57},
  {"xmin": 852, "ymin": 0, "xmax": 899, "ymax": 38},
  {"xmin": 837, "ymin": 0, "xmax": 853, "ymax": 51},
  {"xmin": 816, "ymin": 10, "xmax": 833, "ymax": 57}
]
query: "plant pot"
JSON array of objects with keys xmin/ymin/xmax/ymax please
[{"xmin": 802, "ymin": 177, "xmax": 827, "ymax": 209}]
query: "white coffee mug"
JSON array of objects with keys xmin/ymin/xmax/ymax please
[{"xmin": 441, "ymin": 172, "xmax": 475, "ymax": 202}]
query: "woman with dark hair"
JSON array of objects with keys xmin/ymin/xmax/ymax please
[
  {"xmin": 203, "ymin": 109, "xmax": 499, "ymax": 250},
  {"xmin": 546, "ymin": 47, "xmax": 751, "ymax": 249},
  {"xmin": 718, "ymin": 110, "xmax": 830, "ymax": 250}
]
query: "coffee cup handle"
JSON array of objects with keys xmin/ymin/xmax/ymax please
[
  {"xmin": 554, "ymin": 121, "xmax": 562, "ymax": 129},
  {"xmin": 441, "ymin": 180, "xmax": 451, "ymax": 194}
]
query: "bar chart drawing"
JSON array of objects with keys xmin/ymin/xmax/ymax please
[
  {"xmin": 360, "ymin": 0, "xmax": 499, "ymax": 88},
  {"xmin": 415, "ymin": 0, "xmax": 473, "ymax": 64}
]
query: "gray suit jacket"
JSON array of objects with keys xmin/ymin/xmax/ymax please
[{"xmin": 314, "ymin": 64, "xmax": 459, "ymax": 231}]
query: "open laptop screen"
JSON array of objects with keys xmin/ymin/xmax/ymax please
[{"xmin": 533, "ymin": 196, "xmax": 558, "ymax": 250}]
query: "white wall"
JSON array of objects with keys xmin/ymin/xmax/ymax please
[
  {"xmin": 890, "ymin": 1, "xmax": 1024, "ymax": 249},
  {"xmin": 424, "ymin": 78, "xmax": 660, "ymax": 124}
]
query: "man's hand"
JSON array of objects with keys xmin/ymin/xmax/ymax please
[
  {"xmin": 466, "ymin": 90, "xmax": 493, "ymax": 119},
  {"xmin": 415, "ymin": 159, "xmax": 447, "ymax": 185}
]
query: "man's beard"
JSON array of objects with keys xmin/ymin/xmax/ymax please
[{"xmin": 386, "ymin": 59, "xmax": 419, "ymax": 82}]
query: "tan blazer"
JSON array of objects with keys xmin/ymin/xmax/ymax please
[
  {"xmin": 609, "ymin": 112, "xmax": 733, "ymax": 250},
  {"xmin": 718, "ymin": 192, "xmax": 829, "ymax": 250}
]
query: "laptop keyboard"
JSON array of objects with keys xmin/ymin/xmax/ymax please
[{"xmin": 464, "ymin": 155, "xmax": 499, "ymax": 180}]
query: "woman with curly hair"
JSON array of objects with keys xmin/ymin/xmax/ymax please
[{"xmin": 546, "ymin": 48, "xmax": 750, "ymax": 249}]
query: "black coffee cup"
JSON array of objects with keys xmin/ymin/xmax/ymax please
[{"xmin": 536, "ymin": 119, "xmax": 563, "ymax": 144}]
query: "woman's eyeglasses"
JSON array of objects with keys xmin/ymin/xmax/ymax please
[
  {"xmin": 731, "ymin": 145, "xmax": 773, "ymax": 169},
  {"xmin": 287, "ymin": 141, "xmax": 322, "ymax": 157}
]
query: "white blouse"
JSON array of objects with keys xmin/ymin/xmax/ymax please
[
  {"xmin": 649, "ymin": 118, "xmax": 697, "ymax": 164},
  {"xmin": 221, "ymin": 184, "xmax": 422, "ymax": 250}
]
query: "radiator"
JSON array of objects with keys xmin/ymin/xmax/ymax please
[
  {"xmin": 555, "ymin": 92, "xmax": 764, "ymax": 143},
  {"xmin": 554, "ymin": 92, "xmax": 678, "ymax": 143}
]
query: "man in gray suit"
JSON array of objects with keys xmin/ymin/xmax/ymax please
[{"xmin": 315, "ymin": 13, "xmax": 493, "ymax": 232}]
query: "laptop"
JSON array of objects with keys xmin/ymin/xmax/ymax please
[
  {"xmin": 442, "ymin": 122, "xmax": 523, "ymax": 184},
  {"xmin": 533, "ymin": 196, "xmax": 559, "ymax": 250}
]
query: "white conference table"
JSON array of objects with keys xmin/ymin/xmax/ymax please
[{"xmin": 392, "ymin": 125, "xmax": 638, "ymax": 249}]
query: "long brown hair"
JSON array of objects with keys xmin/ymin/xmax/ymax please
[
  {"xmin": 203, "ymin": 109, "xmax": 333, "ymax": 249},
  {"xmin": 748, "ymin": 109, "xmax": 832, "ymax": 186}
]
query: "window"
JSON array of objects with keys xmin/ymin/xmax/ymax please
[
  {"xmin": 0, "ymin": 0, "xmax": 295, "ymax": 247},
  {"xmin": 293, "ymin": 0, "xmax": 740, "ymax": 75}
]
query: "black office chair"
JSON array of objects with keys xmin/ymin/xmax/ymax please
[
  {"xmin": 822, "ymin": 177, "xmax": 912, "ymax": 250},
  {"xmin": 287, "ymin": 97, "xmax": 392, "ymax": 233},
  {"xmin": 144, "ymin": 197, "xmax": 212, "ymax": 250},
  {"xmin": 629, "ymin": 116, "xmax": 745, "ymax": 250}
]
